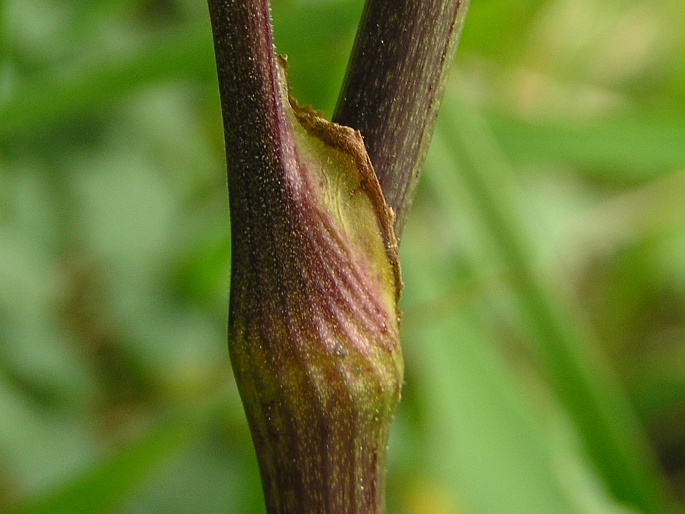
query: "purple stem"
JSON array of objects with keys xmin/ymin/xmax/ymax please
[{"xmin": 334, "ymin": 0, "xmax": 471, "ymax": 240}]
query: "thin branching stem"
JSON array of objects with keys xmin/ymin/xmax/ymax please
[{"xmin": 334, "ymin": 0, "xmax": 471, "ymax": 240}]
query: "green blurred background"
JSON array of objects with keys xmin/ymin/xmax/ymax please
[{"xmin": 2, "ymin": 0, "xmax": 685, "ymax": 512}]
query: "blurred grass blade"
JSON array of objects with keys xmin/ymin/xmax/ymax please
[
  {"xmin": 485, "ymin": 109, "xmax": 685, "ymax": 180},
  {"xmin": 6, "ymin": 412, "xmax": 201, "ymax": 514},
  {"xmin": 428, "ymin": 86, "xmax": 672, "ymax": 514},
  {"xmin": 0, "ymin": 24, "xmax": 214, "ymax": 139},
  {"xmin": 403, "ymin": 304, "xmax": 635, "ymax": 514}
]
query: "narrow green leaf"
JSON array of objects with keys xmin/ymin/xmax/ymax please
[
  {"xmin": 424, "ymin": 87, "xmax": 673, "ymax": 514},
  {"xmin": 6, "ymin": 412, "xmax": 201, "ymax": 514},
  {"xmin": 0, "ymin": 24, "xmax": 214, "ymax": 138},
  {"xmin": 485, "ymin": 109, "xmax": 685, "ymax": 181}
]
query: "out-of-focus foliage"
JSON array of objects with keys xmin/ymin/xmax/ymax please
[{"xmin": 1, "ymin": 0, "xmax": 684, "ymax": 512}]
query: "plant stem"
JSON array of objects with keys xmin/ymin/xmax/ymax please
[
  {"xmin": 333, "ymin": 0, "xmax": 471, "ymax": 240},
  {"xmin": 206, "ymin": 0, "xmax": 284, "ymax": 193},
  {"xmin": 207, "ymin": 1, "xmax": 403, "ymax": 513}
]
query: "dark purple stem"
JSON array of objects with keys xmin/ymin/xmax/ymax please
[
  {"xmin": 207, "ymin": 0, "xmax": 292, "ymax": 212},
  {"xmin": 334, "ymin": 0, "xmax": 471, "ymax": 240},
  {"xmin": 207, "ymin": 1, "xmax": 402, "ymax": 513}
]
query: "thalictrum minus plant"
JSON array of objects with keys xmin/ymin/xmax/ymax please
[{"xmin": 207, "ymin": 0, "xmax": 470, "ymax": 511}]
